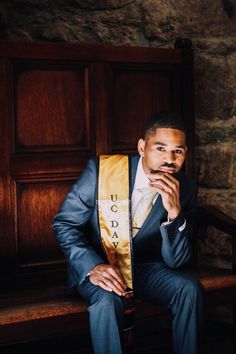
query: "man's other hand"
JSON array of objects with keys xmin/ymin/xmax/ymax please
[{"xmin": 89, "ymin": 264, "xmax": 126, "ymax": 296}]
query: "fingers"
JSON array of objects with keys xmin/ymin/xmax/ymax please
[
  {"xmin": 147, "ymin": 172, "xmax": 181, "ymax": 220},
  {"xmin": 89, "ymin": 264, "xmax": 126, "ymax": 296},
  {"xmin": 150, "ymin": 184, "xmax": 169, "ymax": 196},
  {"xmin": 148, "ymin": 171, "xmax": 179, "ymax": 186},
  {"xmin": 97, "ymin": 281, "xmax": 113, "ymax": 293},
  {"xmin": 148, "ymin": 172, "xmax": 179, "ymax": 194},
  {"xmin": 111, "ymin": 267, "xmax": 127, "ymax": 291},
  {"xmin": 149, "ymin": 179, "xmax": 172, "ymax": 193}
]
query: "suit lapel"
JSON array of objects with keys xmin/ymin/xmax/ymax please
[
  {"xmin": 136, "ymin": 194, "xmax": 166, "ymax": 240},
  {"xmin": 129, "ymin": 155, "xmax": 140, "ymax": 194},
  {"xmin": 143, "ymin": 194, "xmax": 166, "ymax": 227}
]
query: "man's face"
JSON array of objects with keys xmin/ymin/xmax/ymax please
[{"xmin": 137, "ymin": 128, "xmax": 187, "ymax": 175}]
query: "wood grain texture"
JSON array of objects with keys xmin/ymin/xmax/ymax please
[
  {"xmin": 14, "ymin": 62, "xmax": 91, "ymax": 151},
  {"xmin": 109, "ymin": 65, "xmax": 181, "ymax": 153},
  {"xmin": 0, "ymin": 59, "xmax": 16, "ymax": 270},
  {"xmin": 0, "ymin": 41, "xmax": 186, "ymax": 64},
  {"xmin": 16, "ymin": 180, "xmax": 74, "ymax": 266}
]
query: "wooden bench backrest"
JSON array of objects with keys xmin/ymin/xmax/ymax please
[{"xmin": 0, "ymin": 41, "xmax": 194, "ymax": 290}]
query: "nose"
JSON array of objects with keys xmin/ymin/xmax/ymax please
[{"xmin": 164, "ymin": 151, "xmax": 175, "ymax": 163}]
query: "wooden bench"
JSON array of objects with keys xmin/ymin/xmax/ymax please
[{"xmin": 1, "ymin": 205, "xmax": 235, "ymax": 353}]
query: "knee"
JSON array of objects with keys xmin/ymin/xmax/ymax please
[
  {"xmin": 89, "ymin": 289, "xmax": 124, "ymax": 312},
  {"xmin": 180, "ymin": 277, "xmax": 204, "ymax": 303}
]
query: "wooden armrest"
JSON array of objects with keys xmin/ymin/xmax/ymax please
[{"xmin": 197, "ymin": 205, "xmax": 236, "ymax": 237}]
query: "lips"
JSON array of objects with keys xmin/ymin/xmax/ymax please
[{"xmin": 159, "ymin": 167, "xmax": 176, "ymax": 173}]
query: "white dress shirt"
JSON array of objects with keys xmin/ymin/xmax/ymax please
[{"xmin": 131, "ymin": 157, "xmax": 159, "ymax": 217}]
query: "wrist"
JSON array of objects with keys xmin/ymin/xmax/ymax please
[
  {"xmin": 168, "ymin": 209, "xmax": 180, "ymax": 221},
  {"xmin": 90, "ymin": 264, "xmax": 99, "ymax": 276},
  {"xmin": 90, "ymin": 263, "xmax": 105, "ymax": 275}
]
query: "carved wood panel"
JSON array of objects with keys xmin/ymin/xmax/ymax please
[
  {"xmin": 13, "ymin": 62, "xmax": 92, "ymax": 152},
  {"xmin": 108, "ymin": 65, "xmax": 181, "ymax": 153},
  {"xmin": 16, "ymin": 179, "xmax": 75, "ymax": 268}
]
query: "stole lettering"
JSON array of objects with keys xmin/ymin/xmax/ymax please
[
  {"xmin": 111, "ymin": 194, "xmax": 118, "ymax": 202},
  {"xmin": 112, "ymin": 231, "xmax": 119, "ymax": 238},
  {"xmin": 110, "ymin": 194, "xmax": 120, "ymax": 266},
  {"xmin": 111, "ymin": 204, "xmax": 118, "ymax": 212},
  {"xmin": 111, "ymin": 220, "xmax": 118, "ymax": 228}
]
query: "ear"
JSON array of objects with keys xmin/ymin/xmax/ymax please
[{"xmin": 137, "ymin": 139, "xmax": 145, "ymax": 156}]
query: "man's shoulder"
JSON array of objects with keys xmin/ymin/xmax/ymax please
[
  {"xmin": 81, "ymin": 156, "xmax": 98, "ymax": 174},
  {"xmin": 74, "ymin": 156, "xmax": 98, "ymax": 187}
]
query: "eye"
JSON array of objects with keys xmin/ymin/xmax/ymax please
[
  {"xmin": 175, "ymin": 149, "xmax": 184, "ymax": 154},
  {"xmin": 156, "ymin": 146, "xmax": 165, "ymax": 152}
]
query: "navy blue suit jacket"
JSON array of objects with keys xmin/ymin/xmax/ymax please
[{"xmin": 52, "ymin": 155, "xmax": 198, "ymax": 288}]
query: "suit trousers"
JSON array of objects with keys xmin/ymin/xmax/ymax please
[{"xmin": 76, "ymin": 262, "xmax": 205, "ymax": 354}]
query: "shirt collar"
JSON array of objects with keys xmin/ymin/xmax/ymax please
[{"xmin": 134, "ymin": 157, "xmax": 150, "ymax": 190}]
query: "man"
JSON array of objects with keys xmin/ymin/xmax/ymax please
[{"xmin": 52, "ymin": 111, "xmax": 204, "ymax": 354}]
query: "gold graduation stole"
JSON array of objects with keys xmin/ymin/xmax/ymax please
[{"xmin": 98, "ymin": 155, "xmax": 134, "ymax": 329}]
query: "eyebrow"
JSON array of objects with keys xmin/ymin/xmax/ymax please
[{"xmin": 153, "ymin": 142, "xmax": 186, "ymax": 149}]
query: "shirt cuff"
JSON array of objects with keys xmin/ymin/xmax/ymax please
[{"xmin": 161, "ymin": 218, "xmax": 173, "ymax": 227}]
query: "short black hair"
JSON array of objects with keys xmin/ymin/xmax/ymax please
[{"xmin": 143, "ymin": 111, "xmax": 186, "ymax": 140}]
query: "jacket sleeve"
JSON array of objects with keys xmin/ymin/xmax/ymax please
[
  {"xmin": 52, "ymin": 158, "xmax": 105, "ymax": 284},
  {"xmin": 160, "ymin": 181, "xmax": 198, "ymax": 268}
]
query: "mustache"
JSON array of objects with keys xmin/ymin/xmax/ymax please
[
  {"xmin": 161, "ymin": 163, "xmax": 176, "ymax": 168},
  {"xmin": 150, "ymin": 163, "xmax": 176, "ymax": 174}
]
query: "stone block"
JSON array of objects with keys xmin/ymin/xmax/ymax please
[
  {"xmin": 196, "ymin": 145, "xmax": 234, "ymax": 188},
  {"xmin": 198, "ymin": 189, "xmax": 236, "ymax": 219},
  {"xmin": 2, "ymin": 0, "xmax": 142, "ymax": 44},
  {"xmin": 193, "ymin": 37, "xmax": 236, "ymax": 56},
  {"xmin": 141, "ymin": 0, "xmax": 236, "ymax": 42},
  {"xmin": 196, "ymin": 116, "xmax": 236, "ymax": 144},
  {"xmin": 194, "ymin": 53, "xmax": 236, "ymax": 119}
]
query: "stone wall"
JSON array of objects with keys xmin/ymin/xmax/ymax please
[{"xmin": 0, "ymin": 0, "xmax": 235, "ymax": 269}]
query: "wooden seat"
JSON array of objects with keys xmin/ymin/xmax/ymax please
[{"xmin": 0, "ymin": 287, "xmax": 89, "ymax": 346}]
